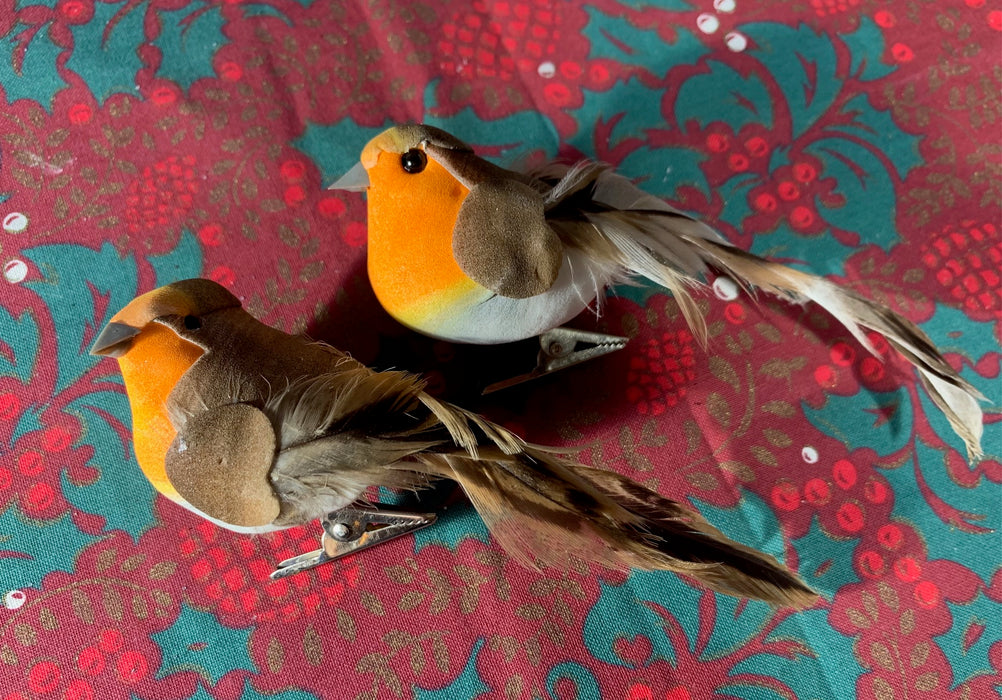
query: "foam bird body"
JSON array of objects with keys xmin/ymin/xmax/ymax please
[
  {"xmin": 92, "ymin": 279, "xmax": 819, "ymax": 607},
  {"xmin": 335, "ymin": 124, "xmax": 985, "ymax": 459}
]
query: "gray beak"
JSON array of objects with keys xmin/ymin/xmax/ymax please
[
  {"xmin": 90, "ymin": 322, "xmax": 141, "ymax": 357},
  {"xmin": 328, "ymin": 162, "xmax": 370, "ymax": 191}
]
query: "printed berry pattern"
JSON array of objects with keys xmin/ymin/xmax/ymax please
[{"xmin": 0, "ymin": 1, "xmax": 999, "ymax": 698}]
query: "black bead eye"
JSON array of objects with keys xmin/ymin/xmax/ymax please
[
  {"xmin": 400, "ymin": 149, "xmax": 427, "ymax": 174},
  {"xmin": 183, "ymin": 315, "xmax": 202, "ymax": 330}
]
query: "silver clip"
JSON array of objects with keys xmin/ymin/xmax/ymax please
[
  {"xmin": 483, "ymin": 327, "xmax": 629, "ymax": 393},
  {"xmin": 270, "ymin": 505, "xmax": 437, "ymax": 579}
]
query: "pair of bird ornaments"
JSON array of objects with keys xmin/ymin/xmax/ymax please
[{"xmin": 92, "ymin": 125, "xmax": 985, "ymax": 609}]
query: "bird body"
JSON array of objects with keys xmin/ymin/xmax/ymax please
[
  {"xmin": 335, "ymin": 124, "xmax": 986, "ymax": 459},
  {"xmin": 92, "ymin": 278, "xmax": 820, "ymax": 607}
]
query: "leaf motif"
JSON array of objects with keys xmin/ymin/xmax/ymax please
[
  {"xmin": 72, "ymin": 589, "xmax": 94, "ymax": 625},
  {"xmin": 871, "ymin": 641, "xmax": 895, "ymax": 671},
  {"xmin": 525, "ymin": 635, "xmax": 542, "ymax": 667},
  {"xmin": 910, "ymin": 642, "xmax": 930, "ymax": 668},
  {"xmin": 150, "ymin": 589, "xmax": 172, "ymax": 615},
  {"xmin": 505, "ymin": 674, "xmax": 524, "ymax": 699},
  {"xmin": 430, "ymin": 635, "xmax": 449, "ymax": 672},
  {"xmin": 873, "ymin": 677, "xmax": 895, "ymax": 700},
  {"xmin": 755, "ymin": 322, "xmax": 783, "ymax": 343},
  {"xmin": 304, "ymin": 624, "xmax": 324, "ymax": 665},
  {"xmin": 683, "ymin": 419, "xmax": 703, "ymax": 454},
  {"xmin": 267, "ymin": 637, "xmax": 284, "ymax": 673},
  {"xmin": 724, "ymin": 335, "xmax": 743, "ymax": 355},
  {"xmin": 750, "ymin": 445, "xmax": 777, "ymax": 467},
  {"xmin": 675, "ymin": 59, "xmax": 774, "ymax": 132},
  {"xmin": 65, "ymin": 1, "xmax": 143, "ymax": 104},
  {"xmin": 398, "ymin": 590, "xmax": 424, "ymax": 612},
  {"xmin": 760, "ymin": 357, "xmax": 806, "ymax": 379},
  {"xmin": 516, "ymin": 603, "xmax": 547, "ymax": 620},
  {"xmin": 14, "ymin": 624, "xmax": 36, "ymax": 647},
  {"xmin": 707, "ymin": 392, "xmax": 732, "ymax": 427},
  {"xmin": 878, "ymin": 581, "xmax": 900, "ymax": 611},
  {"xmin": 102, "ymin": 585, "xmax": 124, "ymax": 622},
  {"xmin": 385, "ymin": 565, "xmax": 414, "ymax": 585},
  {"xmin": 131, "ymin": 594, "xmax": 148, "ymax": 620},
  {"xmin": 900, "ymin": 608, "xmax": 915, "ymax": 635},
  {"xmin": 361, "ymin": 590, "xmax": 385, "ymax": 616},
  {"xmin": 121, "ymin": 554, "xmax": 145, "ymax": 573},
  {"xmin": 719, "ymin": 461, "xmax": 756, "ymax": 483},
  {"xmin": 149, "ymin": 561, "xmax": 177, "ymax": 581},
  {"xmin": 846, "ymin": 608, "xmax": 870, "ymax": 629},
  {"xmin": 0, "ymin": 29, "xmax": 68, "ymax": 108},
  {"xmin": 686, "ymin": 471, "xmax": 720, "ymax": 490},
  {"xmin": 39, "ymin": 608, "xmax": 57, "ymax": 631},
  {"xmin": 95, "ymin": 549, "xmax": 117, "ymax": 574},
  {"xmin": 862, "ymin": 591, "xmax": 879, "ymax": 620},
  {"xmin": 709, "ymin": 356, "xmax": 740, "ymax": 390},
  {"xmin": 915, "ymin": 672, "xmax": 940, "ymax": 692},
  {"xmin": 335, "ymin": 609, "xmax": 356, "ymax": 643},
  {"xmin": 384, "ymin": 630, "xmax": 413, "ymax": 652},
  {"xmin": 409, "ymin": 644, "xmax": 425, "ymax": 674},
  {"xmin": 763, "ymin": 429, "xmax": 792, "ymax": 448}
]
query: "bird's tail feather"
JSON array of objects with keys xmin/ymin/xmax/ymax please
[
  {"xmin": 413, "ymin": 444, "xmax": 818, "ymax": 608},
  {"xmin": 408, "ymin": 396, "xmax": 817, "ymax": 607},
  {"xmin": 543, "ymin": 165, "xmax": 985, "ymax": 459}
]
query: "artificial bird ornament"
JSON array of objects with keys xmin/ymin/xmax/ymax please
[
  {"xmin": 332, "ymin": 124, "xmax": 985, "ymax": 459},
  {"xmin": 91, "ymin": 278, "xmax": 818, "ymax": 607}
]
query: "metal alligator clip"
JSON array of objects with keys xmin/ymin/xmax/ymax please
[
  {"xmin": 483, "ymin": 327, "xmax": 629, "ymax": 394},
  {"xmin": 270, "ymin": 505, "xmax": 437, "ymax": 579}
]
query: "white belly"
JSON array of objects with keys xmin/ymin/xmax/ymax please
[{"xmin": 415, "ymin": 249, "xmax": 611, "ymax": 344}]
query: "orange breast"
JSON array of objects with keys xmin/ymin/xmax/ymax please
[
  {"xmin": 366, "ymin": 151, "xmax": 485, "ymax": 329},
  {"xmin": 116, "ymin": 323, "xmax": 203, "ymax": 502}
]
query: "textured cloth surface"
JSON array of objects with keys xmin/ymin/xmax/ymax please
[{"xmin": 0, "ymin": 2, "xmax": 1000, "ymax": 699}]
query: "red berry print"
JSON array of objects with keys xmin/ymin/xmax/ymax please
[
  {"xmin": 836, "ymin": 501, "xmax": 864, "ymax": 532},
  {"xmin": 858, "ymin": 550, "xmax": 885, "ymax": 578},
  {"xmin": 124, "ymin": 156, "xmax": 199, "ymax": 234},
  {"xmin": 777, "ymin": 181, "xmax": 800, "ymax": 201},
  {"xmin": 789, "ymin": 205, "xmax": 815, "ymax": 230},
  {"xmin": 891, "ymin": 42, "xmax": 914, "ymax": 62},
  {"xmin": 877, "ymin": 524, "xmax": 903, "ymax": 549},
  {"xmin": 625, "ymin": 330, "xmax": 697, "ymax": 416},
  {"xmin": 829, "ymin": 342, "xmax": 855, "ymax": 366},
  {"xmin": 706, "ymin": 133, "xmax": 729, "ymax": 153},
  {"xmin": 864, "ymin": 477, "xmax": 888, "ymax": 504},
  {"xmin": 804, "ymin": 478, "xmax": 831, "ymax": 506},
  {"xmin": 317, "ymin": 197, "xmax": 347, "ymax": 219},
  {"xmin": 814, "ymin": 364, "xmax": 837, "ymax": 388},
  {"xmin": 832, "ymin": 459, "xmax": 857, "ymax": 489},
  {"xmin": 727, "ymin": 153, "xmax": 749, "ymax": 172},
  {"xmin": 771, "ymin": 481, "xmax": 801, "ymax": 511},
  {"xmin": 68, "ymin": 103, "xmax": 92, "ymax": 125},
  {"xmin": 893, "ymin": 556, "xmax": 922, "ymax": 582},
  {"xmin": 744, "ymin": 136, "xmax": 768, "ymax": 157},
  {"xmin": 921, "ymin": 221, "xmax": 1002, "ymax": 321},
  {"xmin": 874, "ymin": 10, "xmax": 895, "ymax": 28},
  {"xmin": 219, "ymin": 61, "xmax": 243, "ymax": 81},
  {"xmin": 914, "ymin": 580, "xmax": 940, "ymax": 608},
  {"xmin": 179, "ymin": 523, "xmax": 360, "ymax": 623},
  {"xmin": 344, "ymin": 221, "xmax": 367, "ymax": 247},
  {"xmin": 198, "ymin": 223, "xmax": 223, "ymax": 247},
  {"xmin": 754, "ymin": 192, "xmax": 777, "ymax": 213},
  {"xmin": 28, "ymin": 661, "xmax": 61, "ymax": 694}
]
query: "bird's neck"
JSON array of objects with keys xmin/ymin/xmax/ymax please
[{"xmin": 116, "ymin": 323, "xmax": 204, "ymax": 502}]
